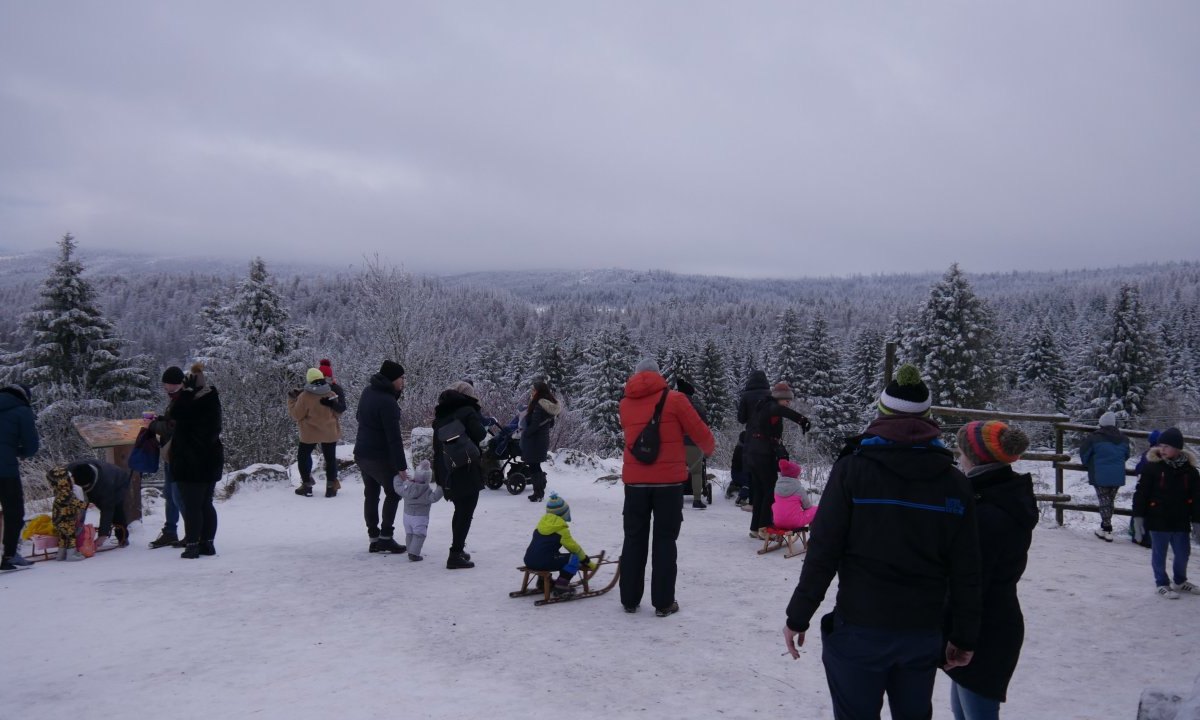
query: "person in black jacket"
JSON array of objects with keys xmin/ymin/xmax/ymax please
[
  {"xmin": 172, "ymin": 362, "xmax": 224, "ymax": 559},
  {"xmin": 736, "ymin": 370, "xmax": 771, "ymax": 428},
  {"xmin": 353, "ymin": 360, "xmax": 409, "ymax": 554},
  {"xmin": 66, "ymin": 460, "xmax": 133, "ymax": 550},
  {"xmin": 432, "ymin": 381, "xmax": 488, "ymax": 569},
  {"xmin": 744, "ymin": 381, "xmax": 810, "ymax": 535},
  {"xmin": 944, "ymin": 421, "xmax": 1036, "ymax": 719},
  {"xmin": 783, "ymin": 364, "xmax": 981, "ymax": 720},
  {"xmin": 520, "ymin": 379, "xmax": 561, "ymax": 503},
  {"xmin": 0, "ymin": 383, "xmax": 38, "ymax": 572},
  {"xmin": 1132, "ymin": 427, "xmax": 1200, "ymax": 599}
]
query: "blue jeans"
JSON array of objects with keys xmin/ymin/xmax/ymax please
[
  {"xmin": 820, "ymin": 611, "xmax": 942, "ymax": 720},
  {"xmin": 951, "ymin": 681, "xmax": 1001, "ymax": 720},
  {"xmin": 1150, "ymin": 531, "xmax": 1191, "ymax": 587},
  {"xmin": 162, "ymin": 463, "xmax": 186, "ymax": 535}
]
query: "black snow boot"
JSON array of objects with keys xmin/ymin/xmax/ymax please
[
  {"xmin": 149, "ymin": 531, "xmax": 179, "ymax": 549},
  {"xmin": 446, "ymin": 551, "xmax": 475, "ymax": 569},
  {"xmin": 180, "ymin": 544, "xmax": 201, "ymax": 559},
  {"xmin": 325, "ymin": 482, "xmax": 337, "ymax": 498},
  {"xmin": 199, "ymin": 541, "xmax": 216, "ymax": 556},
  {"xmin": 373, "ymin": 537, "xmax": 405, "ymax": 554}
]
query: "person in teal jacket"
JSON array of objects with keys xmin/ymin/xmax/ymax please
[
  {"xmin": 523, "ymin": 493, "xmax": 596, "ymax": 596},
  {"xmin": 1079, "ymin": 412, "xmax": 1131, "ymax": 542}
]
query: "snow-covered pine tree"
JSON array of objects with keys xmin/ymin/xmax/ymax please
[
  {"xmin": 770, "ymin": 307, "xmax": 804, "ymax": 391},
  {"xmin": 1078, "ymin": 284, "xmax": 1159, "ymax": 422},
  {"xmin": 527, "ymin": 335, "xmax": 570, "ymax": 396},
  {"xmin": 1017, "ymin": 321, "xmax": 1071, "ymax": 412},
  {"xmin": 696, "ymin": 338, "xmax": 732, "ymax": 429},
  {"xmin": 844, "ymin": 327, "xmax": 885, "ymax": 409},
  {"xmin": 573, "ymin": 324, "xmax": 637, "ymax": 453},
  {"xmin": 662, "ymin": 340, "xmax": 700, "ymax": 390},
  {"xmin": 198, "ymin": 257, "xmax": 309, "ymax": 468},
  {"xmin": 903, "ymin": 264, "xmax": 998, "ymax": 409},
  {"xmin": 795, "ymin": 315, "xmax": 855, "ymax": 454}
]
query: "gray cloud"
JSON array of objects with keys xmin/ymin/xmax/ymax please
[{"xmin": 1, "ymin": 2, "xmax": 1197, "ymax": 277}]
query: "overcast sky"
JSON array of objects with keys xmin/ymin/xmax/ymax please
[{"xmin": 1, "ymin": 3, "xmax": 1197, "ymax": 278}]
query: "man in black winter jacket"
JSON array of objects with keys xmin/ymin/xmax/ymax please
[
  {"xmin": 66, "ymin": 460, "xmax": 132, "ymax": 548},
  {"xmin": 782, "ymin": 364, "xmax": 981, "ymax": 720},
  {"xmin": 353, "ymin": 360, "xmax": 409, "ymax": 554}
]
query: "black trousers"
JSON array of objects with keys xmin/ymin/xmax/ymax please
[
  {"xmin": 747, "ymin": 453, "xmax": 778, "ymax": 532},
  {"xmin": 298, "ymin": 442, "xmax": 338, "ymax": 484},
  {"xmin": 358, "ymin": 457, "xmax": 401, "ymax": 538},
  {"xmin": 619, "ymin": 483, "xmax": 684, "ymax": 611},
  {"xmin": 821, "ymin": 611, "xmax": 942, "ymax": 720},
  {"xmin": 178, "ymin": 481, "xmax": 218, "ymax": 544},
  {"xmin": 1, "ymin": 475, "xmax": 24, "ymax": 558},
  {"xmin": 450, "ymin": 486, "xmax": 479, "ymax": 553}
]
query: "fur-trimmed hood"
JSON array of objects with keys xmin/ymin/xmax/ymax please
[
  {"xmin": 1146, "ymin": 446, "xmax": 1199, "ymax": 468},
  {"xmin": 537, "ymin": 398, "xmax": 562, "ymax": 416}
]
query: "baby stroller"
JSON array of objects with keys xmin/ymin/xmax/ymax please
[{"xmin": 482, "ymin": 415, "xmax": 532, "ymax": 495}]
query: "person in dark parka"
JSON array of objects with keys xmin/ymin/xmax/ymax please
[
  {"xmin": 736, "ymin": 370, "xmax": 771, "ymax": 428},
  {"xmin": 171, "ymin": 363, "xmax": 224, "ymax": 559},
  {"xmin": 353, "ymin": 360, "xmax": 409, "ymax": 554},
  {"xmin": 744, "ymin": 381, "xmax": 811, "ymax": 535},
  {"xmin": 66, "ymin": 460, "xmax": 134, "ymax": 547},
  {"xmin": 1132, "ymin": 428, "xmax": 1200, "ymax": 598},
  {"xmin": 0, "ymin": 383, "xmax": 39, "ymax": 571},
  {"xmin": 944, "ymin": 421, "xmax": 1037, "ymax": 719},
  {"xmin": 520, "ymin": 379, "xmax": 561, "ymax": 503},
  {"xmin": 431, "ymin": 381, "xmax": 488, "ymax": 569}
]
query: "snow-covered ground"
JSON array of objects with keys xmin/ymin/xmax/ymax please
[{"xmin": 3, "ymin": 456, "xmax": 1197, "ymax": 719}]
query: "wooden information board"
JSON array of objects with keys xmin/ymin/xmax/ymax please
[{"xmin": 72, "ymin": 417, "xmax": 146, "ymax": 524}]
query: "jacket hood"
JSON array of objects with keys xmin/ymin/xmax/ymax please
[
  {"xmin": 537, "ymin": 512, "xmax": 571, "ymax": 534},
  {"xmin": 435, "ymin": 390, "xmax": 479, "ymax": 418},
  {"xmin": 970, "ymin": 465, "xmax": 1039, "ymax": 531},
  {"xmin": 743, "ymin": 370, "xmax": 769, "ymax": 393},
  {"xmin": 1095, "ymin": 426, "xmax": 1127, "ymax": 443},
  {"xmin": 537, "ymin": 398, "xmax": 563, "ymax": 416},
  {"xmin": 0, "ymin": 385, "xmax": 32, "ymax": 410},
  {"xmin": 369, "ymin": 373, "xmax": 400, "ymax": 397},
  {"xmin": 865, "ymin": 415, "xmax": 942, "ymax": 444},
  {"xmin": 775, "ymin": 475, "xmax": 803, "ymax": 497},
  {"xmin": 850, "ymin": 441, "xmax": 957, "ymax": 482},
  {"xmin": 1146, "ymin": 446, "xmax": 1199, "ymax": 468},
  {"xmin": 624, "ymin": 370, "xmax": 667, "ymax": 400}
]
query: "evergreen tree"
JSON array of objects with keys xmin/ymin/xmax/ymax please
[
  {"xmin": 797, "ymin": 315, "xmax": 839, "ymax": 402},
  {"xmin": 1017, "ymin": 321, "xmax": 1071, "ymax": 412},
  {"xmin": 573, "ymin": 324, "xmax": 637, "ymax": 453},
  {"xmin": 903, "ymin": 264, "xmax": 998, "ymax": 409},
  {"xmin": 770, "ymin": 308, "xmax": 804, "ymax": 391},
  {"xmin": 662, "ymin": 340, "xmax": 700, "ymax": 390},
  {"xmin": 844, "ymin": 327, "xmax": 885, "ymax": 408},
  {"xmin": 528, "ymin": 335, "xmax": 570, "ymax": 395},
  {"xmin": 1078, "ymin": 284, "xmax": 1159, "ymax": 422},
  {"xmin": 9, "ymin": 233, "xmax": 151, "ymax": 404},
  {"xmin": 696, "ymin": 339, "xmax": 733, "ymax": 429}
]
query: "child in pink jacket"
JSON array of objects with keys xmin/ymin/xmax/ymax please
[{"xmin": 772, "ymin": 459, "xmax": 817, "ymax": 530}]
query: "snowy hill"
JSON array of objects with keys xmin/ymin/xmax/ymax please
[{"xmin": 4, "ymin": 456, "xmax": 1196, "ymax": 719}]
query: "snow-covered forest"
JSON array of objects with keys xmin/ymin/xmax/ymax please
[{"xmin": 2, "ymin": 236, "xmax": 1198, "ymax": 485}]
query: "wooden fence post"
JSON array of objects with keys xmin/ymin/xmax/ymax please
[{"xmin": 1055, "ymin": 424, "xmax": 1065, "ymax": 526}]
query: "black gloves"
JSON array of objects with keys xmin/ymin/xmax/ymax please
[{"xmin": 800, "ymin": 417, "xmax": 812, "ymax": 433}]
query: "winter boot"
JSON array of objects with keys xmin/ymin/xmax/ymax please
[
  {"xmin": 180, "ymin": 544, "xmax": 201, "ymax": 559},
  {"xmin": 150, "ymin": 530, "xmax": 179, "ymax": 549},
  {"xmin": 199, "ymin": 541, "xmax": 216, "ymax": 556},
  {"xmin": 446, "ymin": 550, "xmax": 475, "ymax": 569},
  {"xmin": 655, "ymin": 601, "xmax": 680, "ymax": 618},
  {"xmin": 8, "ymin": 553, "xmax": 32, "ymax": 567},
  {"xmin": 551, "ymin": 573, "xmax": 574, "ymax": 598},
  {"xmin": 325, "ymin": 482, "xmax": 337, "ymax": 498},
  {"xmin": 368, "ymin": 536, "xmax": 381, "ymax": 553},
  {"xmin": 692, "ymin": 498, "xmax": 707, "ymax": 509},
  {"xmin": 0, "ymin": 556, "xmax": 19, "ymax": 572},
  {"xmin": 408, "ymin": 553, "xmax": 423, "ymax": 562},
  {"xmin": 373, "ymin": 537, "xmax": 406, "ymax": 554},
  {"xmin": 57, "ymin": 547, "xmax": 86, "ymax": 561},
  {"xmin": 295, "ymin": 484, "xmax": 313, "ymax": 497}
]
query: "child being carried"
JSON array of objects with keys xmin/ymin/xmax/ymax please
[{"xmin": 523, "ymin": 493, "xmax": 596, "ymax": 597}]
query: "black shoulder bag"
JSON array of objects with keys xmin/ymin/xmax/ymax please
[{"xmin": 628, "ymin": 389, "xmax": 670, "ymax": 464}]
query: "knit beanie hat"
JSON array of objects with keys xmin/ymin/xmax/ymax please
[
  {"xmin": 1159, "ymin": 427, "xmax": 1184, "ymax": 450},
  {"xmin": 878, "ymin": 364, "xmax": 932, "ymax": 416},
  {"xmin": 1098, "ymin": 412, "xmax": 1118, "ymax": 428},
  {"xmin": 1147, "ymin": 429, "xmax": 1162, "ymax": 447},
  {"xmin": 957, "ymin": 421, "xmax": 1029, "ymax": 466},
  {"xmin": 162, "ymin": 366, "xmax": 185, "ymax": 384},
  {"xmin": 306, "ymin": 368, "xmax": 325, "ymax": 384},
  {"xmin": 771, "ymin": 382, "xmax": 795, "ymax": 401},
  {"xmin": 413, "ymin": 459, "xmax": 432, "ymax": 484},
  {"xmin": 634, "ymin": 358, "xmax": 660, "ymax": 374},
  {"xmin": 380, "ymin": 360, "xmax": 405, "ymax": 381},
  {"xmin": 319, "ymin": 359, "xmax": 334, "ymax": 378},
  {"xmin": 546, "ymin": 492, "xmax": 571, "ymax": 522},
  {"xmin": 778, "ymin": 458, "xmax": 802, "ymax": 478}
]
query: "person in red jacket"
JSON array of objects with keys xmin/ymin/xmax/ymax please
[{"xmin": 619, "ymin": 358, "xmax": 715, "ymax": 617}]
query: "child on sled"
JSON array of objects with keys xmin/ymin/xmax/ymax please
[
  {"xmin": 523, "ymin": 493, "xmax": 596, "ymax": 597},
  {"xmin": 771, "ymin": 459, "xmax": 817, "ymax": 531}
]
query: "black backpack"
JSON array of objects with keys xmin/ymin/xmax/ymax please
[
  {"xmin": 628, "ymin": 389, "xmax": 669, "ymax": 464},
  {"xmin": 437, "ymin": 419, "xmax": 480, "ymax": 473}
]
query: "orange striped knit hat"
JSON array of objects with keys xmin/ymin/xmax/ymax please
[{"xmin": 956, "ymin": 421, "xmax": 1029, "ymax": 466}]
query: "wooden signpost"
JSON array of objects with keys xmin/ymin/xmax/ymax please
[{"xmin": 72, "ymin": 417, "xmax": 146, "ymax": 523}]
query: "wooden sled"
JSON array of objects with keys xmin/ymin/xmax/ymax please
[
  {"xmin": 510, "ymin": 550, "xmax": 621, "ymax": 606},
  {"xmin": 757, "ymin": 527, "xmax": 809, "ymax": 558}
]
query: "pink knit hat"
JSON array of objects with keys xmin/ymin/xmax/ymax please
[{"xmin": 778, "ymin": 459, "xmax": 802, "ymax": 478}]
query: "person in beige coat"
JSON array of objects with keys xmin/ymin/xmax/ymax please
[{"xmin": 288, "ymin": 368, "xmax": 347, "ymax": 497}]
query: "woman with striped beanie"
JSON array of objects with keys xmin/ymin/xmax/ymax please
[{"xmin": 944, "ymin": 420, "xmax": 1036, "ymax": 719}]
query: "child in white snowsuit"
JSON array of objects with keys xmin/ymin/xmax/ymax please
[{"xmin": 397, "ymin": 460, "xmax": 442, "ymax": 561}]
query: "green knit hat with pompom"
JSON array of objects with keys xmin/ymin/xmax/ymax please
[{"xmin": 878, "ymin": 363, "xmax": 932, "ymax": 416}]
